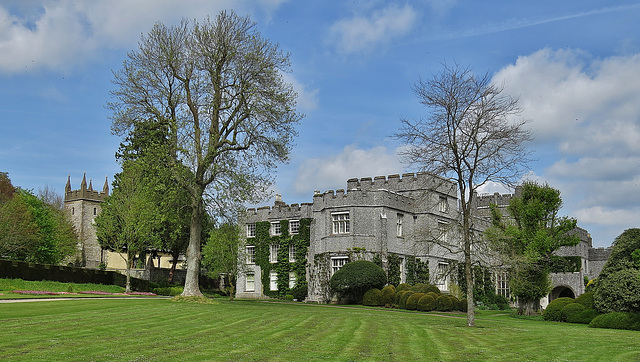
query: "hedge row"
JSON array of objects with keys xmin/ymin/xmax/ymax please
[
  {"xmin": 0, "ymin": 259, "xmax": 149, "ymax": 291},
  {"xmin": 362, "ymin": 283, "xmax": 466, "ymax": 312}
]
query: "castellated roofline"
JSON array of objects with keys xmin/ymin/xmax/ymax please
[
  {"xmin": 346, "ymin": 172, "xmax": 457, "ymax": 196},
  {"xmin": 245, "ymin": 202, "xmax": 314, "ymax": 221},
  {"xmin": 64, "ymin": 173, "xmax": 109, "ymax": 203}
]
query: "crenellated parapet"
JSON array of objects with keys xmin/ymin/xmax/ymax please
[
  {"xmin": 346, "ymin": 172, "xmax": 456, "ymax": 196},
  {"xmin": 312, "ymin": 188, "xmax": 416, "ymax": 211},
  {"xmin": 245, "ymin": 202, "xmax": 314, "ymax": 222},
  {"xmin": 64, "ymin": 173, "xmax": 109, "ymax": 202}
]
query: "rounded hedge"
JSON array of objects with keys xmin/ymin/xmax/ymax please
[
  {"xmin": 589, "ymin": 312, "xmax": 640, "ymax": 331},
  {"xmin": 418, "ymin": 294, "xmax": 436, "ymax": 311},
  {"xmin": 396, "ymin": 283, "xmax": 412, "ymax": 292},
  {"xmin": 398, "ymin": 291, "xmax": 415, "ymax": 309},
  {"xmin": 543, "ymin": 297, "xmax": 575, "ymax": 321},
  {"xmin": 458, "ymin": 297, "xmax": 468, "ymax": 312},
  {"xmin": 329, "ymin": 260, "xmax": 387, "ymax": 304},
  {"xmin": 567, "ymin": 308, "xmax": 600, "ymax": 324},
  {"xmin": 362, "ymin": 288, "xmax": 383, "ymax": 306},
  {"xmin": 406, "ymin": 293, "xmax": 426, "ymax": 310},
  {"xmin": 380, "ymin": 285, "xmax": 396, "ymax": 307},
  {"xmin": 435, "ymin": 294, "xmax": 454, "ymax": 311},
  {"xmin": 575, "ymin": 291, "xmax": 594, "ymax": 309},
  {"xmin": 411, "ymin": 283, "xmax": 429, "ymax": 293},
  {"xmin": 594, "ymin": 268, "xmax": 640, "ymax": 313},
  {"xmin": 561, "ymin": 303, "xmax": 586, "ymax": 322},
  {"xmin": 291, "ymin": 284, "xmax": 308, "ymax": 301}
]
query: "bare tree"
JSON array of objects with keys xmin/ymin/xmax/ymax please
[
  {"xmin": 109, "ymin": 11, "xmax": 302, "ymax": 296},
  {"xmin": 394, "ymin": 63, "xmax": 532, "ymax": 327}
]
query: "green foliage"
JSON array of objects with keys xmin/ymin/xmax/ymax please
[
  {"xmin": 543, "ymin": 297, "xmax": 575, "ymax": 321},
  {"xmin": 550, "ymin": 256, "xmax": 582, "ymax": 273},
  {"xmin": 202, "ymin": 223, "xmax": 240, "ymax": 291},
  {"xmin": 290, "ymin": 284, "xmax": 308, "ymax": 301},
  {"xmin": 380, "ymin": 285, "xmax": 396, "ymax": 306},
  {"xmin": 406, "ymin": 256, "xmax": 429, "ymax": 285},
  {"xmin": 455, "ymin": 263, "xmax": 505, "ymax": 309},
  {"xmin": 387, "ymin": 254, "xmax": 401, "ymax": 286},
  {"xmin": 406, "ymin": 293, "xmax": 426, "ymax": 310},
  {"xmin": 152, "ymin": 286, "xmax": 184, "ymax": 296},
  {"xmin": 435, "ymin": 294, "xmax": 454, "ymax": 312},
  {"xmin": 396, "ymin": 283, "xmax": 411, "ymax": 292},
  {"xmin": 458, "ymin": 297, "xmax": 468, "ymax": 312},
  {"xmin": 410, "ymin": 283, "xmax": 430, "ymax": 293},
  {"xmin": 0, "ymin": 187, "xmax": 77, "ymax": 265},
  {"xmin": 589, "ymin": 312, "xmax": 640, "ymax": 331},
  {"xmin": 397, "ymin": 290, "xmax": 414, "ymax": 309},
  {"xmin": 561, "ymin": 303, "xmax": 585, "ymax": 322},
  {"xmin": 567, "ymin": 308, "xmax": 599, "ymax": 324},
  {"xmin": 487, "ymin": 182, "xmax": 579, "ymax": 313},
  {"xmin": 417, "ymin": 294, "xmax": 436, "ymax": 311},
  {"xmin": 594, "ymin": 228, "xmax": 640, "ymax": 313},
  {"xmin": 329, "ymin": 260, "xmax": 387, "ymax": 304},
  {"xmin": 362, "ymin": 288, "xmax": 383, "ymax": 306},
  {"xmin": 575, "ymin": 291, "xmax": 595, "ymax": 309}
]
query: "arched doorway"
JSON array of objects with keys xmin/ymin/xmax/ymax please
[{"xmin": 549, "ymin": 285, "xmax": 575, "ymax": 302}]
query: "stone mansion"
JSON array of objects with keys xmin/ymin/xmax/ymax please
[{"xmin": 236, "ymin": 172, "xmax": 610, "ymax": 304}]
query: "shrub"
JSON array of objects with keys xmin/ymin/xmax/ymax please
[
  {"xmin": 411, "ymin": 283, "xmax": 430, "ymax": 293},
  {"xmin": 543, "ymin": 297, "xmax": 575, "ymax": 321},
  {"xmin": 291, "ymin": 284, "xmax": 308, "ymax": 301},
  {"xmin": 417, "ymin": 294, "xmax": 436, "ymax": 311},
  {"xmin": 561, "ymin": 303, "xmax": 586, "ymax": 322},
  {"xmin": 594, "ymin": 268, "xmax": 640, "ymax": 313},
  {"xmin": 396, "ymin": 283, "xmax": 411, "ymax": 292},
  {"xmin": 448, "ymin": 295, "xmax": 460, "ymax": 311},
  {"xmin": 575, "ymin": 291, "xmax": 594, "ymax": 309},
  {"xmin": 329, "ymin": 260, "xmax": 387, "ymax": 304},
  {"xmin": 435, "ymin": 294, "xmax": 454, "ymax": 311},
  {"xmin": 406, "ymin": 293, "xmax": 426, "ymax": 310},
  {"xmin": 425, "ymin": 284, "xmax": 441, "ymax": 294},
  {"xmin": 398, "ymin": 291, "xmax": 415, "ymax": 309},
  {"xmin": 152, "ymin": 286, "xmax": 184, "ymax": 296},
  {"xmin": 380, "ymin": 285, "xmax": 396, "ymax": 307},
  {"xmin": 395, "ymin": 290, "xmax": 409, "ymax": 305},
  {"xmin": 458, "ymin": 297, "xmax": 468, "ymax": 312},
  {"xmin": 589, "ymin": 312, "xmax": 640, "ymax": 331},
  {"xmin": 362, "ymin": 288, "xmax": 383, "ymax": 306},
  {"xmin": 285, "ymin": 294, "xmax": 294, "ymax": 301},
  {"xmin": 567, "ymin": 308, "xmax": 600, "ymax": 324},
  {"xmin": 426, "ymin": 291, "xmax": 439, "ymax": 300}
]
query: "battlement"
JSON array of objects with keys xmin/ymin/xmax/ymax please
[
  {"xmin": 346, "ymin": 172, "xmax": 456, "ymax": 196},
  {"xmin": 245, "ymin": 202, "xmax": 314, "ymax": 221},
  {"xmin": 588, "ymin": 247, "xmax": 612, "ymax": 261},
  {"xmin": 474, "ymin": 192, "xmax": 515, "ymax": 209},
  {"xmin": 64, "ymin": 173, "xmax": 109, "ymax": 203},
  {"xmin": 312, "ymin": 187, "xmax": 416, "ymax": 211}
]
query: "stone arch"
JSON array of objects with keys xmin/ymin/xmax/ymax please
[{"xmin": 549, "ymin": 285, "xmax": 576, "ymax": 302}]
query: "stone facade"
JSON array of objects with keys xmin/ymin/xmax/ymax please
[{"xmin": 237, "ymin": 172, "xmax": 611, "ymax": 304}]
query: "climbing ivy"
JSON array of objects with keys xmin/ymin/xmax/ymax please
[
  {"xmin": 251, "ymin": 219, "xmax": 311, "ymax": 298},
  {"xmin": 387, "ymin": 253, "xmax": 401, "ymax": 286},
  {"xmin": 406, "ymin": 256, "xmax": 429, "ymax": 285}
]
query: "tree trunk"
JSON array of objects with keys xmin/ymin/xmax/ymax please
[
  {"xmin": 125, "ymin": 257, "xmax": 132, "ymax": 294},
  {"xmin": 462, "ymin": 206, "xmax": 475, "ymax": 327},
  {"xmin": 182, "ymin": 196, "xmax": 204, "ymax": 297},
  {"xmin": 168, "ymin": 251, "xmax": 179, "ymax": 284}
]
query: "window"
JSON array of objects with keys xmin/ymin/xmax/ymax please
[
  {"xmin": 331, "ymin": 257, "xmax": 348, "ymax": 276},
  {"xmin": 93, "ymin": 207, "xmax": 97, "ymax": 215},
  {"xmin": 71, "ymin": 207, "xmax": 74, "ymax": 215},
  {"xmin": 269, "ymin": 244, "xmax": 280, "ymax": 263},
  {"xmin": 289, "ymin": 244, "xmax": 296, "ymax": 262},
  {"xmin": 435, "ymin": 262, "xmax": 449, "ymax": 292},
  {"xmin": 495, "ymin": 271, "xmax": 510, "ymax": 299},
  {"xmin": 438, "ymin": 221, "xmax": 449, "ymax": 243},
  {"xmin": 397, "ymin": 213, "xmax": 404, "ymax": 237},
  {"xmin": 270, "ymin": 221, "xmax": 281, "ymax": 236},
  {"xmin": 438, "ymin": 196, "xmax": 448, "ymax": 213},
  {"xmin": 289, "ymin": 220, "xmax": 300, "ymax": 235},
  {"xmin": 332, "ymin": 212, "xmax": 350, "ymax": 234},
  {"xmin": 270, "ymin": 271, "xmax": 278, "ymax": 291},
  {"xmin": 247, "ymin": 223, "xmax": 256, "ymax": 238},
  {"xmin": 246, "ymin": 273, "xmax": 255, "ymax": 292},
  {"xmin": 246, "ymin": 246, "xmax": 255, "ymax": 264},
  {"xmin": 289, "ymin": 272, "xmax": 296, "ymax": 289}
]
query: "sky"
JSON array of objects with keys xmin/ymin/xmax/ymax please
[{"xmin": 1, "ymin": 0, "xmax": 639, "ymax": 248}]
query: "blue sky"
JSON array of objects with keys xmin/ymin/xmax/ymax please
[{"xmin": 1, "ymin": 0, "xmax": 639, "ymax": 248}]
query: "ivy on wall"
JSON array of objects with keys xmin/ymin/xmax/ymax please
[
  {"xmin": 249, "ymin": 219, "xmax": 311, "ymax": 298},
  {"xmin": 406, "ymin": 256, "xmax": 429, "ymax": 285},
  {"xmin": 387, "ymin": 253, "xmax": 401, "ymax": 286}
]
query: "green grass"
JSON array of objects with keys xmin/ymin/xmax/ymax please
[{"xmin": 1, "ymin": 299, "xmax": 638, "ymax": 361}]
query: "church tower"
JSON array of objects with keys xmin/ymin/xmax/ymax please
[{"xmin": 64, "ymin": 173, "xmax": 109, "ymax": 268}]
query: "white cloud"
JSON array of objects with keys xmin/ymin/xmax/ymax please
[
  {"xmin": 493, "ymin": 49, "xmax": 640, "ymax": 246},
  {"xmin": 280, "ymin": 72, "xmax": 319, "ymax": 112},
  {"xmin": 0, "ymin": 0, "xmax": 285, "ymax": 74},
  {"xmin": 293, "ymin": 145, "xmax": 404, "ymax": 194},
  {"xmin": 328, "ymin": 4, "xmax": 418, "ymax": 54}
]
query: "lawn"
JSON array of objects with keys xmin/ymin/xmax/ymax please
[{"xmin": 1, "ymin": 298, "xmax": 638, "ymax": 361}]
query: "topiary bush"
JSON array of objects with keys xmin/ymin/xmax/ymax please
[
  {"xmin": 152, "ymin": 286, "xmax": 184, "ymax": 296},
  {"xmin": 458, "ymin": 297, "xmax": 468, "ymax": 312},
  {"xmin": 425, "ymin": 284, "xmax": 441, "ymax": 294},
  {"xmin": 543, "ymin": 297, "xmax": 575, "ymax": 321},
  {"xmin": 435, "ymin": 294, "xmax": 454, "ymax": 311},
  {"xmin": 362, "ymin": 288, "xmax": 383, "ymax": 306},
  {"xmin": 290, "ymin": 284, "xmax": 308, "ymax": 301},
  {"xmin": 589, "ymin": 312, "xmax": 640, "ymax": 331},
  {"xmin": 567, "ymin": 308, "xmax": 600, "ymax": 324},
  {"xmin": 575, "ymin": 291, "xmax": 594, "ymax": 309},
  {"xmin": 561, "ymin": 303, "xmax": 586, "ymax": 322},
  {"xmin": 417, "ymin": 294, "xmax": 436, "ymax": 311},
  {"xmin": 329, "ymin": 260, "xmax": 387, "ymax": 304},
  {"xmin": 398, "ymin": 291, "xmax": 415, "ymax": 309},
  {"xmin": 448, "ymin": 295, "xmax": 460, "ymax": 311},
  {"xmin": 406, "ymin": 293, "xmax": 426, "ymax": 310},
  {"xmin": 380, "ymin": 285, "xmax": 396, "ymax": 307},
  {"xmin": 411, "ymin": 283, "xmax": 430, "ymax": 293},
  {"xmin": 396, "ymin": 283, "xmax": 411, "ymax": 292}
]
